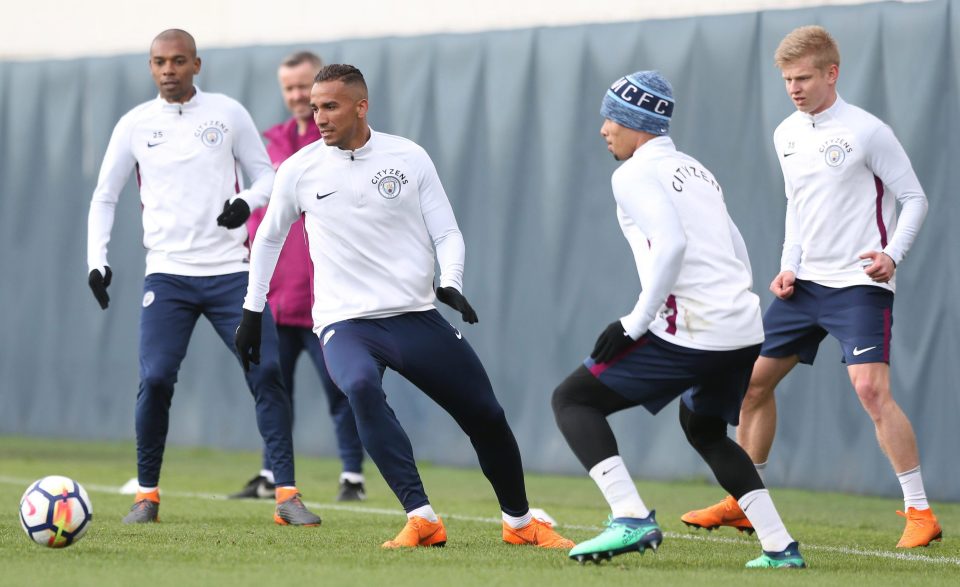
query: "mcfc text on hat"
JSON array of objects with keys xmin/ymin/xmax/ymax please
[{"xmin": 609, "ymin": 77, "xmax": 674, "ymax": 118}]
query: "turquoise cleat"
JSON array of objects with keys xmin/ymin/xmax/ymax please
[
  {"xmin": 568, "ymin": 511, "xmax": 663, "ymax": 564},
  {"xmin": 745, "ymin": 541, "xmax": 806, "ymax": 569}
]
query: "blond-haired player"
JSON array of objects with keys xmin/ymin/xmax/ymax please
[{"xmin": 682, "ymin": 25, "xmax": 940, "ymax": 549}]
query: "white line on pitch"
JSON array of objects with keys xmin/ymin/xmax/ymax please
[{"xmin": 2, "ymin": 476, "xmax": 955, "ymax": 566}]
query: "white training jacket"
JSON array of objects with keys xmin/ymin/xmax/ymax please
[
  {"xmin": 243, "ymin": 129, "xmax": 465, "ymax": 333},
  {"xmin": 613, "ymin": 136, "xmax": 764, "ymax": 351},
  {"xmin": 774, "ymin": 96, "xmax": 928, "ymax": 292},
  {"xmin": 87, "ymin": 87, "xmax": 275, "ymax": 277}
]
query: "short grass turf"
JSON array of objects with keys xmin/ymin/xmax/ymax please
[{"xmin": 0, "ymin": 436, "xmax": 957, "ymax": 587}]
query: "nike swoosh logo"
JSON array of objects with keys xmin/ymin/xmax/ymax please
[
  {"xmin": 852, "ymin": 345, "xmax": 877, "ymax": 356},
  {"xmin": 453, "ymin": 328, "xmax": 462, "ymax": 340},
  {"xmin": 316, "ymin": 191, "xmax": 337, "ymax": 200},
  {"xmin": 147, "ymin": 141, "xmax": 166, "ymax": 148},
  {"xmin": 782, "ymin": 152, "xmax": 796, "ymax": 158},
  {"xmin": 601, "ymin": 464, "xmax": 621, "ymax": 476}
]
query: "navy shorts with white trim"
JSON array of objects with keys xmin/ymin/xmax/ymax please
[
  {"xmin": 584, "ymin": 334, "xmax": 761, "ymax": 426},
  {"xmin": 760, "ymin": 279, "xmax": 893, "ymax": 365}
]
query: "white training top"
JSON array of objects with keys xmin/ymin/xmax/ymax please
[
  {"xmin": 613, "ymin": 136, "xmax": 764, "ymax": 351},
  {"xmin": 773, "ymin": 96, "xmax": 928, "ymax": 292},
  {"xmin": 87, "ymin": 87, "xmax": 275, "ymax": 277},
  {"xmin": 243, "ymin": 129, "xmax": 465, "ymax": 333}
]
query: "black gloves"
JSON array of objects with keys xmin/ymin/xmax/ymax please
[
  {"xmin": 216, "ymin": 198, "xmax": 251, "ymax": 229},
  {"xmin": 436, "ymin": 286, "xmax": 478, "ymax": 324},
  {"xmin": 88, "ymin": 266, "xmax": 112, "ymax": 310},
  {"xmin": 591, "ymin": 320, "xmax": 636, "ymax": 364},
  {"xmin": 234, "ymin": 309, "xmax": 263, "ymax": 371}
]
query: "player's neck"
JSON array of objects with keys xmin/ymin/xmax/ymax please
[
  {"xmin": 296, "ymin": 118, "xmax": 312, "ymax": 136},
  {"xmin": 341, "ymin": 125, "xmax": 372, "ymax": 152},
  {"xmin": 163, "ymin": 86, "xmax": 196, "ymax": 105}
]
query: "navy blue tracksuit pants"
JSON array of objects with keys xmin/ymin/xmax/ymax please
[
  {"xmin": 263, "ymin": 325, "xmax": 364, "ymax": 474},
  {"xmin": 320, "ymin": 309, "xmax": 528, "ymax": 516},
  {"xmin": 137, "ymin": 272, "xmax": 294, "ymax": 487}
]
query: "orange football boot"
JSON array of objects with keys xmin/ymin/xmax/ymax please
[
  {"xmin": 896, "ymin": 507, "xmax": 942, "ymax": 548},
  {"xmin": 382, "ymin": 516, "xmax": 447, "ymax": 548},
  {"xmin": 503, "ymin": 517, "xmax": 575, "ymax": 549},
  {"xmin": 681, "ymin": 495, "xmax": 754, "ymax": 534}
]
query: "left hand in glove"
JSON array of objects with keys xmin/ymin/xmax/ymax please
[
  {"xmin": 216, "ymin": 198, "xmax": 251, "ymax": 229},
  {"xmin": 590, "ymin": 320, "xmax": 637, "ymax": 364},
  {"xmin": 234, "ymin": 309, "xmax": 263, "ymax": 371},
  {"xmin": 436, "ymin": 286, "xmax": 479, "ymax": 324}
]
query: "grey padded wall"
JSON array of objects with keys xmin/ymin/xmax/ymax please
[{"xmin": 1, "ymin": 0, "xmax": 958, "ymax": 499}]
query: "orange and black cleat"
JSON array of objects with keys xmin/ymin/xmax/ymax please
[
  {"xmin": 503, "ymin": 517, "xmax": 575, "ymax": 549},
  {"xmin": 681, "ymin": 495, "xmax": 754, "ymax": 534},
  {"xmin": 896, "ymin": 507, "xmax": 942, "ymax": 548},
  {"xmin": 382, "ymin": 516, "xmax": 447, "ymax": 548}
]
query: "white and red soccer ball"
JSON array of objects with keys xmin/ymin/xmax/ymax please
[{"xmin": 19, "ymin": 475, "xmax": 93, "ymax": 548}]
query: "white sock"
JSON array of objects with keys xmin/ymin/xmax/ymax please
[
  {"xmin": 502, "ymin": 510, "xmax": 533, "ymax": 529},
  {"xmin": 588, "ymin": 456, "xmax": 649, "ymax": 519},
  {"xmin": 754, "ymin": 461, "xmax": 767, "ymax": 483},
  {"xmin": 407, "ymin": 504, "xmax": 438, "ymax": 523},
  {"xmin": 739, "ymin": 489, "xmax": 793, "ymax": 552},
  {"xmin": 897, "ymin": 466, "xmax": 929, "ymax": 510},
  {"xmin": 138, "ymin": 485, "xmax": 158, "ymax": 494},
  {"xmin": 340, "ymin": 471, "xmax": 365, "ymax": 484},
  {"xmin": 260, "ymin": 469, "xmax": 275, "ymax": 484}
]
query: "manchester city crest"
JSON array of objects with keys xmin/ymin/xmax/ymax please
[
  {"xmin": 824, "ymin": 144, "xmax": 846, "ymax": 167},
  {"xmin": 200, "ymin": 126, "xmax": 224, "ymax": 147},
  {"xmin": 377, "ymin": 176, "xmax": 401, "ymax": 199}
]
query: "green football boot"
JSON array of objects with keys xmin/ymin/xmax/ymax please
[
  {"xmin": 569, "ymin": 511, "xmax": 663, "ymax": 564},
  {"xmin": 745, "ymin": 541, "xmax": 806, "ymax": 569}
]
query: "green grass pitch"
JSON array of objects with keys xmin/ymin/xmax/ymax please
[{"xmin": 0, "ymin": 436, "xmax": 956, "ymax": 586}]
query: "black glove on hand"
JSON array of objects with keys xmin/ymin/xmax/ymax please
[
  {"xmin": 234, "ymin": 309, "xmax": 263, "ymax": 372},
  {"xmin": 436, "ymin": 286, "xmax": 478, "ymax": 324},
  {"xmin": 590, "ymin": 320, "xmax": 636, "ymax": 364},
  {"xmin": 216, "ymin": 198, "xmax": 251, "ymax": 229},
  {"xmin": 88, "ymin": 266, "xmax": 112, "ymax": 310}
]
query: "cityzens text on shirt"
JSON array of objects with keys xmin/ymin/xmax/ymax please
[
  {"xmin": 671, "ymin": 165, "xmax": 721, "ymax": 193},
  {"xmin": 194, "ymin": 120, "xmax": 230, "ymax": 137},
  {"xmin": 370, "ymin": 168, "xmax": 409, "ymax": 185},
  {"xmin": 818, "ymin": 136, "xmax": 853, "ymax": 154}
]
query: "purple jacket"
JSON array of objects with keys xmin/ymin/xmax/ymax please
[{"xmin": 246, "ymin": 118, "xmax": 321, "ymax": 329}]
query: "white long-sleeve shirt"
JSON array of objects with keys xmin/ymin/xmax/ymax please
[
  {"xmin": 613, "ymin": 136, "xmax": 764, "ymax": 351},
  {"xmin": 243, "ymin": 129, "xmax": 465, "ymax": 333},
  {"xmin": 87, "ymin": 87, "xmax": 275, "ymax": 277},
  {"xmin": 774, "ymin": 96, "xmax": 928, "ymax": 291}
]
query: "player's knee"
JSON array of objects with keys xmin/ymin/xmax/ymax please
[
  {"xmin": 741, "ymin": 380, "xmax": 773, "ymax": 411},
  {"xmin": 333, "ymin": 370, "xmax": 382, "ymax": 405},
  {"xmin": 139, "ymin": 372, "xmax": 175, "ymax": 398},
  {"xmin": 471, "ymin": 402, "xmax": 508, "ymax": 429},
  {"xmin": 852, "ymin": 378, "xmax": 890, "ymax": 417},
  {"xmin": 551, "ymin": 385, "xmax": 568, "ymax": 420},
  {"xmin": 551, "ymin": 375, "xmax": 583, "ymax": 420},
  {"xmin": 255, "ymin": 359, "xmax": 283, "ymax": 382},
  {"xmin": 681, "ymin": 408, "xmax": 726, "ymax": 452}
]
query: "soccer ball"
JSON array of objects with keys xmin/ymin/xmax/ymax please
[{"xmin": 19, "ymin": 476, "xmax": 93, "ymax": 548}]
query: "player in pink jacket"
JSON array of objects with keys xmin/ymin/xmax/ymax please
[{"xmin": 231, "ymin": 51, "xmax": 366, "ymax": 502}]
